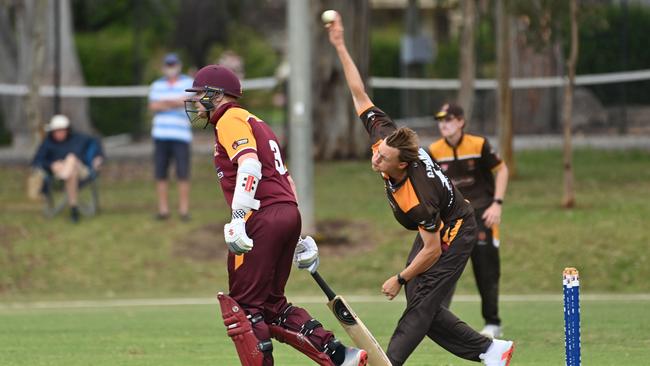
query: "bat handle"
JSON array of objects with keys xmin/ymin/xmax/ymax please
[{"xmin": 311, "ymin": 271, "xmax": 337, "ymax": 301}]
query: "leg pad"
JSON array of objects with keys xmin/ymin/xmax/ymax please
[
  {"xmin": 218, "ymin": 293, "xmax": 266, "ymax": 366},
  {"xmin": 269, "ymin": 324, "xmax": 335, "ymax": 366}
]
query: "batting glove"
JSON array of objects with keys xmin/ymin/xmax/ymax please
[
  {"xmin": 224, "ymin": 218, "xmax": 253, "ymax": 254},
  {"xmin": 294, "ymin": 236, "xmax": 320, "ymax": 273}
]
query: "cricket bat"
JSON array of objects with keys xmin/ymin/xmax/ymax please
[{"xmin": 311, "ymin": 271, "xmax": 392, "ymax": 366}]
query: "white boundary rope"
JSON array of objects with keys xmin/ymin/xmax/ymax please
[
  {"xmin": 0, "ymin": 77, "xmax": 279, "ymax": 97},
  {"xmin": 0, "ymin": 70, "xmax": 648, "ymax": 97},
  {"xmin": 370, "ymin": 69, "xmax": 650, "ymax": 90}
]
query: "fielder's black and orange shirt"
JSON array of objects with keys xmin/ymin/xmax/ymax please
[
  {"xmin": 428, "ymin": 134, "xmax": 502, "ymax": 210},
  {"xmin": 360, "ymin": 106, "xmax": 472, "ymax": 249}
]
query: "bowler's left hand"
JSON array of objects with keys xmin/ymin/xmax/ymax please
[{"xmin": 381, "ymin": 276, "xmax": 402, "ymax": 300}]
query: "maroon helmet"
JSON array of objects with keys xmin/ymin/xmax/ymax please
[{"xmin": 186, "ymin": 65, "xmax": 242, "ymax": 98}]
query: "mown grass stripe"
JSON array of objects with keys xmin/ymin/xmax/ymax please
[{"xmin": 2, "ymin": 293, "xmax": 650, "ymax": 310}]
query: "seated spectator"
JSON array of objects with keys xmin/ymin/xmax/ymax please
[{"xmin": 31, "ymin": 114, "xmax": 104, "ymax": 222}]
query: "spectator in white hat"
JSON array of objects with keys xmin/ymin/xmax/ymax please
[{"xmin": 31, "ymin": 114, "xmax": 104, "ymax": 222}]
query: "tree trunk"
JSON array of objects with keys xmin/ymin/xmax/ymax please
[
  {"xmin": 511, "ymin": 9, "xmax": 563, "ymax": 134},
  {"xmin": 561, "ymin": 0, "xmax": 578, "ymax": 208},
  {"xmin": 175, "ymin": 0, "xmax": 227, "ymax": 67},
  {"xmin": 42, "ymin": 0, "xmax": 92, "ymax": 134},
  {"xmin": 458, "ymin": 0, "xmax": 476, "ymax": 124},
  {"xmin": 0, "ymin": 1, "xmax": 30, "ymax": 149},
  {"xmin": 0, "ymin": 0, "xmax": 91, "ymax": 149},
  {"xmin": 26, "ymin": 0, "xmax": 47, "ymax": 144},
  {"xmin": 496, "ymin": 0, "xmax": 515, "ymax": 176},
  {"xmin": 312, "ymin": 0, "xmax": 369, "ymax": 160},
  {"xmin": 401, "ymin": 0, "xmax": 425, "ymax": 119}
]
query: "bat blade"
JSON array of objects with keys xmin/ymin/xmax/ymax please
[{"xmin": 327, "ymin": 295, "xmax": 391, "ymax": 366}]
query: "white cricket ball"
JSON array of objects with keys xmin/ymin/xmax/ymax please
[{"xmin": 321, "ymin": 10, "xmax": 337, "ymax": 24}]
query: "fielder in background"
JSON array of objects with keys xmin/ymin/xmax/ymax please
[
  {"xmin": 325, "ymin": 11, "xmax": 514, "ymax": 366},
  {"xmin": 148, "ymin": 53, "xmax": 194, "ymax": 221},
  {"xmin": 184, "ymin": 65, "xmax": 367, "ymax": 366},
  {"xmin": 429, "ymin": 103, "xmax": 510, "ymax": 339}
]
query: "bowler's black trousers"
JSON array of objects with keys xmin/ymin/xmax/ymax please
[
  {"xmin": 386, "ymin": 215, "xmax": 492, "ymax": 365},
  {"xmin": 441, "ymin": 207, "xmax": 502, "ymax": 326}
]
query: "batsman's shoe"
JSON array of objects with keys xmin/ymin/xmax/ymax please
[
  {"xmin": 340, "ymin": 347, "xmax": 368, "ymax": 366},
  {"xmin": 480, "ymin": 339, "xmax": 514, "ymax": 366},
  {"xmin": 480, "ymin": 324, "xmax": 503, "ymax": 339}
]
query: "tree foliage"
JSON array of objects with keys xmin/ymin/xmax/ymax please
[
  {"xmin": 72, "ymin": 0, "xmax": 284, "ymax": 137},
  {"xmin": 4, "ymin": 0, "xmax": 648, "ymax": 144},
  {"xmin": 510, "ymin": 1, "xmax": 650, "ymax": 106},
  {"xmin": 578, "ymin": 4, "xmax": 650, "ymax": 104}
]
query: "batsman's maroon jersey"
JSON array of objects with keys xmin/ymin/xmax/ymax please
[{"xmin": 210, "ymin": 102, "xmax": 296, "ymax": 209}]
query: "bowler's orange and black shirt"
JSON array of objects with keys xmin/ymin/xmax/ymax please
[
  {"xmin": 360, "ymin": 106, "xmax": 472, "ymax": 249},
  {"xmin": 428, "ymin": 134, "xmax": 502, "ymax": 210}
]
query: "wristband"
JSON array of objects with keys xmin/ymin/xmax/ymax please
[
  {"xmin": 396, "ymin": 273, "xmax": 407, "ymax": 285},
  {"xmin": 494, "ymin": 198, "xmax": 503, "ymax": 205}
]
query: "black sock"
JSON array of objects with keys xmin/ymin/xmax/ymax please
[{"xmin": 325, "ymin": 339, "xmax": 346, "ymax": 365}]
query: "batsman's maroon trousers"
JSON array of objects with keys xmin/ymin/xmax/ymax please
[{"xmin": 228, "ymin": 203, "xmax": 336, "ymax": 353}]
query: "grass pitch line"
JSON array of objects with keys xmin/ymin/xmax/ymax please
[{"xmin": 1, "ymin": 294, "xmax": 650, "ymax": 311}]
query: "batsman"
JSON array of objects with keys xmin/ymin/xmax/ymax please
[
  {"xmin": 184, "ymin": 65, "xmax": 367, "ymax": 366},
  {"xmin": 325, "ymin": 12, "xmax": 514, "ymax": 366}
]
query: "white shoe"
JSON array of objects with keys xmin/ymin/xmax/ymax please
[
  {"xmin": 480, "ymin": 339, "xmax": 514, "ymax": 366},
  {"xmin": 480, "ymin": 324, "xmax": 503, "ymax": 339},
  {"xmin": 340, "ymin": 347, "xmax": 368, "ymax": 366}
]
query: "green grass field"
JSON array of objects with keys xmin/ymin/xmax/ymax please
[
  {"xmin": 1, "ymin": 148, "xmax": 650, "ymax": 364},
  {"xmin": 1, "ymin": 149, "xmax": 649, "ymax": 299},
  {"xmin": 2, "ymin": 298, "xmax": 649, "ymax": 365}
]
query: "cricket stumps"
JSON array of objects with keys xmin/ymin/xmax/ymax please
[{"xmin": 563, "ymin": 268, "xmax": 581, "ymax": 366}]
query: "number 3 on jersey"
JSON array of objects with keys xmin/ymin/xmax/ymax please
[{"xmin": 269, "ymin": 140, "xmax": 287, "ymax": 175}]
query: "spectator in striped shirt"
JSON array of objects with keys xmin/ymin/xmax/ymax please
[{"xmin": 148, "ymin": 53, "xmax": 194, "ymax": 221}]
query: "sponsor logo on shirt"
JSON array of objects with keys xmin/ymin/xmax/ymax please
[
  {"xmin": 215, "ymin": 166, "xmax": 224, "ymax": 181},
  {"xmin": 452, "ymin": 176, "xmax": 475, "ymax": 188},
  {"xmin": 467, "ymin": 159, "xmax": 476, "ymax": 170},
  {"xmin": 232, "ymin": 138, "xmax": 249, "ymax": 150},
  {"xmin": 418, "ymin": 148, "xmax": 452, "ymax": 191}
]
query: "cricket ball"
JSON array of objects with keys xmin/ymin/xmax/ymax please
[{"xmin": 321, "ymin": 10, "xmax": 337, "ymax": 24}]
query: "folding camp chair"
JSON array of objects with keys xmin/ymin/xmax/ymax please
[{"xmin": 42, "ymin": 138, "xmax": 101, "ymax": 218}]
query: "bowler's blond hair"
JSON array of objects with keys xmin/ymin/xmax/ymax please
[{"xmin": 385, "ymin": 127, "xmax": 420, "ymax": 163}]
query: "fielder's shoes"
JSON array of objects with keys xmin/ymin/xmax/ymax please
[
  {"xmin": 70, "ymin": 206, "xmax": 80, "ymax": 223},
  {"xmin": 340, "ymin": 347, "xmax": 368, "ymax": 366},
  {"xmin": 480, "ymin": 324, "xmax": 503, "ymax": 339},
  {"xmin": 480, "ymin": 339, "xmax": 514, "ymax": 366}
]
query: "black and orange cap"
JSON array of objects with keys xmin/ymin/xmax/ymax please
[{"xmin": 435, "ymin": 103, "xmax": 464, "ymax": 120}]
